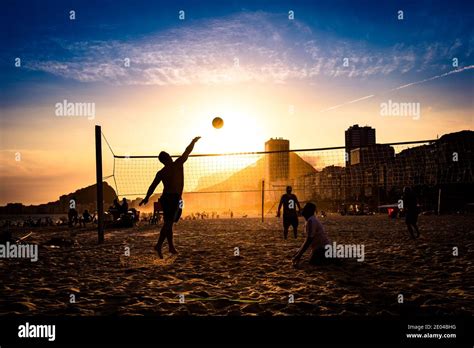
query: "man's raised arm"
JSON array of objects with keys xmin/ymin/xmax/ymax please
[
  {"xmin": 177, "ymin": 136, "xmax": 201, "ymax": 164},
  {"xmin": 139, "ymin": 172, "xmax": 162, "ymax": 206}
]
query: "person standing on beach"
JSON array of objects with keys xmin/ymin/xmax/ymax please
[
  {"xmin": 121, "ymin": 198, "xmax": 129, "ymax": 214},
  {"xmin": 68, "ymin": 197, "xmax": 78, "ymax": 227},
  {"xmin": 139, "ymin": 136, "xmax": 201, "ymax": 258},
  {"xmin": 277, "ymin": 186, "xmax": 301, "ymax": 239},
  {"xmin": 403, "ymin": 186, "xmax": 420, "ymax": 239}
]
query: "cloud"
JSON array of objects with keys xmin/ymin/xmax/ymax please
[
  {"xmin": 318, "ymin": 65, "xmax": 474, "ymax": 113},
  {"xmin": 23, "ymin": 12, "xmax": 469, "ymax": 86},
  {"xmin": 389, "ymin": 65, "xmax": 474, "ymax": 91}
]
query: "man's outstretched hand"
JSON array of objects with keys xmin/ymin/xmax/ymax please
[
  {"xmin": 139, "ymin": 197, "xmax": 149, "ymax": 206},
  {"xmin": 192, "ymin": 136, "xmax": 201, "ymax": 143}
]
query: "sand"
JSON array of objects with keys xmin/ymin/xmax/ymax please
[{"xmin": 0, "ymin": 214, "xmax": 472, "ymax": 316}]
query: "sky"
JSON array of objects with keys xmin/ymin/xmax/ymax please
[{"xmin": 0, "ymin": 0, "xmax": 473, "ymax": 205}]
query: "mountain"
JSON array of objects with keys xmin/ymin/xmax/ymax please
[
  {"xmin": 131, "ymin": 152, "xmax": 318, "ymax": 214},
  {"xmin": 0, "ymin": 182, "xmax": 117, "ymax": 215},
  {"xmin": 197, "ymin": 152, "xmax": 317, "ymax": 192}
]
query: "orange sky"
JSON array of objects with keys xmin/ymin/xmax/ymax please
[{"xmin": 1, "ymin": 80, "xmax": 472, "ymax": 205}]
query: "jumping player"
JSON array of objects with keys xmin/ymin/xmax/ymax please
[
  {"xmin": 276, "ymin": 186, "xmax": 301, "ymax": 239},
  {"xmin": 139, "ymin": 136, "xmax": 201, "ymax": 258}
]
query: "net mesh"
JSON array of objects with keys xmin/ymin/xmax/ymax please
[{"xmin": 109, "ymin": 137, "xmax": 473, "ymax": 215}]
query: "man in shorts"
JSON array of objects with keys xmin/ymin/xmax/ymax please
[
  {"xmin": 140, "ymin": 136, "xmax": 201, "ymax": 258},
  {"xmin": 276, "ymin": 186, "xmax": 301, "ymax": 239}
]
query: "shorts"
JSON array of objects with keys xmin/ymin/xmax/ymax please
[
  {"xmin": 283, "ymin": 215, "xmax": 298, "ymax": 229},
  {"xmin": 159, "ymin": 194, "xmax": 182, "ymax": 223},
  {"xmin": 405, "ymin": 211, "xmax": 418, "ymax": 224},
  {"xmin": 310, "ymin": 245, "xmax": 338, "ymax": 265}
]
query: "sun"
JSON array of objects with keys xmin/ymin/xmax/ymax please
[{"xmin": 194, "ymin": 105, "xmax": 265, "ymax": 154}]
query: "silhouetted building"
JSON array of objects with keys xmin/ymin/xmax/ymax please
[
  {"xmin": 350, "ymin": 144, "xmax": 395, "ymax": 166},
  {"xmin": 265, "ymin": 138, "xmax": 289, "ymax": 182},
  {"xmin": 345, "ymin": 124, "xmax": 376, "ymax": 165}
]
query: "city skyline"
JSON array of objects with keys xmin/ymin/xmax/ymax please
[{"xmin": 1, "ymin": 125, "xmax": 470, "ymax": 209}]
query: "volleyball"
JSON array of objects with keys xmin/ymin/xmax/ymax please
[{"xmin": 212, "ymin": 117, "xmax": 224, "ymax": 129}]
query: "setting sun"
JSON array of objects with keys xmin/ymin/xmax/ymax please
[{"xmin": 190, "ymin": 103, "xmax": 265, "ymax": 154}]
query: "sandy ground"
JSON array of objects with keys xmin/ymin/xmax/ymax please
[{"xmin": 0, "ymin": 214, "xmax": 473, "ymax": 316}]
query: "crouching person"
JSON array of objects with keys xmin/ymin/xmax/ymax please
[{"xmin": 292, "ymin": 202, "xmax": 333, "ymax": 266}]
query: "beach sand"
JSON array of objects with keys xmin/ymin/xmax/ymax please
[{"xmin": 0, "ymin": 214, "xmax": 472, "ymax": 316}]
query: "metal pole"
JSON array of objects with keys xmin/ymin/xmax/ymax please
[
  {"xmin": 95, "ymin": 125, "xmax": 104, "ymax": 243},
  {"xmin": 437, "ymin": 188, "xmax": 442, "ymax": 215},
  {"xmin": 261, "ymin": 179, "xmax": 265, "ymax": 222}
]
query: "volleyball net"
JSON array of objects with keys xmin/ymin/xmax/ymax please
[{"xmin": 97, "ymin": 129, "xmax": 473, "ymax": 216}]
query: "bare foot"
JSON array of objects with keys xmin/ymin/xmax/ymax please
[
  {"xmin": 154, "ymin": 244, "xmax": 163, "ymax": 259},
  {"xmin": 169, "ymin": 248, "xmax": 179, "ymax": 255}
]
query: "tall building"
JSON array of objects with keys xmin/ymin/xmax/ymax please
[
  {"xmin": 265, "ymin": 138, "xmax": 290, "ymax": 183},
  {"xmin": 345, "ymin": 124, "xmax": 376, "ymax": 165}
]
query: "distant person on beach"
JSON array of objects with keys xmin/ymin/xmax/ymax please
[
  {"xmin": 109, "ymin": 198, "xmax": 122, "ymax": 221},
  {"xmin": 113, "ymin": 198, "xmax": 121, "ymax": 211},
  {"xmin": 139, "ymin": 136, "xmax": 201, "ymax": 258},
  {"xmin": 292, "ymin": 202, "xmax": 332, "ymax": 266},
  {"xmin": 121, "ymin": 198, "xmax": 129, "ymax": 214},
  {"xmin": 68, "ymin": 198, "xmax": 78, "ymax": 227},
  {"xmin": 403, "ymin": 186, "xmax": 420, "ymax": 239},
  {"xmin": 277, "ymin": 186, "xmax": 301, "ymax": 239},
  {"xmin": 83, "ymin": 209, "xmax": 91, "ymax": 221},
  {"xmin": 80, "ymin": 209, "xmax": 92, "ymax": 227}
]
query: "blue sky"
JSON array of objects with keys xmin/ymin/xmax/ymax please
[{"xmin": 1, "ymin": 0, "xmax": 473, "ymax": 94}]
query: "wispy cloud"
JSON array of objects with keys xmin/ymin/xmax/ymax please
[
  {"xmin": 389, "ymin": 65, "xmax": 474, "ymax": 91},
  {"xmin": 319, "ymin": 94, "xmax": 375, "ymax": 113},
  {"xmin": 23, "ymin": 12, "xmax": 470, "ymax": 86},
  {"xmin": 318, "ymin": 65, "xmax": 474, "ymax": 113}
]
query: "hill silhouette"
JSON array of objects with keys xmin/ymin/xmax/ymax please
[
  {"xmin": 196, "ymin": 152, "xmax": 317, "ymax": 192},
  {"xmin": 0, "ymin": 182, "xmax": 117, "ymax": 215},
  {"xmin": 131, "ymin": 152, "xmax": 317, "ymax": 214}
]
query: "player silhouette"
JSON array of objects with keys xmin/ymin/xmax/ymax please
[
  {"xmin": 140, "ymin": 136, "xmax": 201, "ymax": 258},
  {"xmin": 277, "ymin": 186, "xmax": 301, "ymax": 239},
  {"xmin": 403, "ymin": 186, "xmax": 420, "ymax": 239}
]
